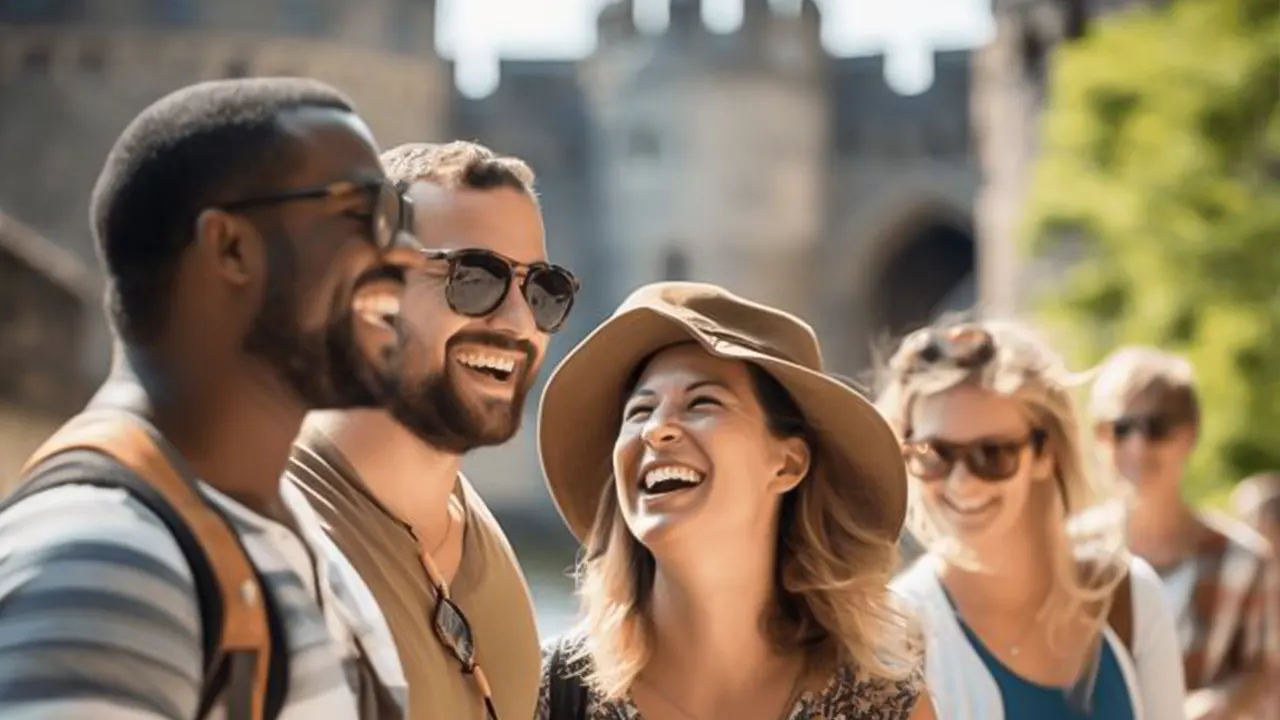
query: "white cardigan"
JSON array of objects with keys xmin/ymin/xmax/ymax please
[{"xmin": 892, "ymin": 555, "xmax": 1187, "ymax": 720}]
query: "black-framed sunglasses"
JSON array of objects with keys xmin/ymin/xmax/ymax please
[
  {"xmin": 420, "ymin": 248, "xmax": 579, "ymax": 334},
  {"xmin": 1108, "ymin": 414, "xmax": 1177, "ymax": 442},
  {"xmin": 903, "ymin": 431, "xmax": 1047, "ymax": 482},
  {"xmin": 221, "ymin": 179, "xmax": 414, "ymax": 252}
]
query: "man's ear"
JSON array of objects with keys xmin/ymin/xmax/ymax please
[
  {"xmin": 194, "ymin": 208, "xmax": 264, "ymax": 288},
  {"xmin": 767, "ymin": 436, "xmax": 811, "ymax": 495}
]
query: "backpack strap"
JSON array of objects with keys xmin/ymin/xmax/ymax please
[
  {"xmin": 1107, "ymin": 569, "xmax": 1134, "ymax": 656},
  {"xmin": 546, "ymin": 639, "xmax": 589, "ymax": 720},
  {"xmin": 17, "ymin": 410, "xmax": 274, "ymax": 719}
]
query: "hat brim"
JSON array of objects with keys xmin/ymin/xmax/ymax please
[{"xmin": 538, "ymin": 306, "xmax": 907, "ymax": 544}]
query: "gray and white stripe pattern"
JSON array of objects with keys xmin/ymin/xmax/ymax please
[{"xmin": 0, "ymin": 480, "xmax": 373, "ymax": 719}]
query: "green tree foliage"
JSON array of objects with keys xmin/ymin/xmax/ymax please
[{"xmin": 1026, "ymin": 0, "xmax": 1280, "ymax": 500}]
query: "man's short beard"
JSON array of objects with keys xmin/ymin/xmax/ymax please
[
  {"xmin": 388, "ymin": 351, "xmax": 535, "ymax": 454},
  {"xmin": 241, "ymin": 228, "xmax": 392, "ymax": 409}
]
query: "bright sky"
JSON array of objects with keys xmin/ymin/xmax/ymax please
[{"xmin": 437, "ymin": 0, "xmax": 995, "ymax": 98}]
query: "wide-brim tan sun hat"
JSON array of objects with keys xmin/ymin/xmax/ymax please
[{"xmin": 537, "ymin": 281, "xmax": 908, "ymax": 544}]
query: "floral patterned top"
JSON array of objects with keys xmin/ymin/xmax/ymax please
[{"xmin": 536, "ymin": 636, "xmax": 924, "ymax": 720}]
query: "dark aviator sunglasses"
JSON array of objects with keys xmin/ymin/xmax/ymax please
[
  {"xmin": 420, "ymin": 248, "xmax": 580, "ymax": 334},
  {"xmin": 1108, "ymin": 414, "xmax": 1177, "ymax": 442}
]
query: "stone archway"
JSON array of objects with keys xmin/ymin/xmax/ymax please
[
  {"xmin": 869, "ymin": 217, "xmax": 976, "ymax": 343},
  {"xmin": 868, "ymin": 217, "xmax": 976, "ymax": 574}
]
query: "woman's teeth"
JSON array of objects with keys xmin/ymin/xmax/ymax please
[
  {"xmin": 946, "ymin": 496, "xmax": 995, "ymax": 514},
  {"xmin": 642, "ymin": 465, "xmax": 705, "ymax": 495}
]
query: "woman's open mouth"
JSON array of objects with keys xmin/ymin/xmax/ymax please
[{"xmin": 639, "ymin": 464, "xmax": 705, "ymax": 496}]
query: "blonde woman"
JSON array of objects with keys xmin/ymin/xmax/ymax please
[
  {"xmin": 882, "ymin": 322, "xmax": 1186, "ymax": 719},
  {"xmin": 536, "ymin": 282, "xmax": 933, "ymax": 720}
]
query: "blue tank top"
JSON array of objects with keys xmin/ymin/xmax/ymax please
[{"xmin": 957, "ymin": 620, "xmax": 1135, "ymax": 719}]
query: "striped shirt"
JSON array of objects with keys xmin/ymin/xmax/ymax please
[
  {"xmin": 0, "ymin": 454, "xmax": 397, "ymax": 719},
  {"xmin": 1156, "ymin": 512, "xmax": 1280, "ymax": 718}
]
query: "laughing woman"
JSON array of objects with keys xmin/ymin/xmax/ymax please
[
  {"xmin": 880, "ymin": 321, "xmax": 1186, "ymax": 719},
  {"xmin": 535, "ymin": 282, "xmax": 934, "ymax": 720}
]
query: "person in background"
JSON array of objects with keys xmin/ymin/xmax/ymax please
[
  {"xmin": 1232, "ymin": 473, "xmax": 1280, "ymax": 719},
  {"xmin": 1234, "ymin": 473, "xmax": 1280, "ymax": 552},
  {"xmin": 287, "ymin": 141, "xmax": 580, "ymax": 720},
  {"xmin": 538, "ymin": 282, "xmax": 934, "ymax": 720},
  {"xmin": 885, "ymin": 322, "xmax": 1185, "ymax": 719},
  {"xmin": 1092, "ymin": 347, "xmax": 1280, "ymax": 720}
]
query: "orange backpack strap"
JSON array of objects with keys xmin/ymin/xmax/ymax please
[
  {"xmin": 1107, "ymin": 569, "xmax": 1134, "ymax": 656},
  {"xmin": 19, "ymin": 410, "xmax": 273, "ymax": 719}
]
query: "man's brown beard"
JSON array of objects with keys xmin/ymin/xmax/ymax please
[{"xmin": 387, "ymin": 333, "xmax": 538, "ymax": 454}]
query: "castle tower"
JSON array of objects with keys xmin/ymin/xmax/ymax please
[
  {"xmin": 581, "ymin": 0, "xmax": 828, "ymax": 317},
  {"xmin": 974, "ymin": 0, "xmax": 1147, "ymax": 317}
]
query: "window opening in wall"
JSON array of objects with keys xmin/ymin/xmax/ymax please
[
  {"xmin": 1063, "ymin": 0, "xmax": 1088, "ymax": 39},
  {"xmin": 1019, "ymin": 27, "xmax": 1047, "ymax": 87},
  {"xmin": 662, "ymin": 246, "xmax": 690, "ymax": 281}
]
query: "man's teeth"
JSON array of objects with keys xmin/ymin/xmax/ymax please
[
  {"xmin": 643, "ymin": 465, "xmax": 704, "ymax": 491},
  {"xmin": 354, "ymin": 295, "xmax": 401, "ymax": 319},
  {"xmin": 458, "ymin": 353, "xmax": 516, "ymax": 375}
]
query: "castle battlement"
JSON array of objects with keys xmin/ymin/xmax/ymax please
[{"xmin": 597, "ymin": 0, "xmax": 820, "ymax": 58}]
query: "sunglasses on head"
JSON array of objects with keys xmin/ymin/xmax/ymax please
[
  {"xmin": 1108, "ymin": 414, "xmax": 1177, "ymax": 442},
  {"xmin": 903, "ymin": 430, "xmax": 1047, "ymax": 482},
  {"xmin": 221, "ymin": 179, "xmax": 414, "ymax": 252},
  {"xmin": 900, "ymin": 324, "xmax": 997, "ymax": 375},
  {"xmin": 420, "ymin": 248, "xmax": 579, "ymax": 334}
]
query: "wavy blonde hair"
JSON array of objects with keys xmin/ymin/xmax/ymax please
[
  {"xmin": 570, "ymin": 361, "xmax": 919, "ymax": 700},
  {"xmin": 874, "ymin": 319, "xmax": 1130, "ymax": 654}
]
